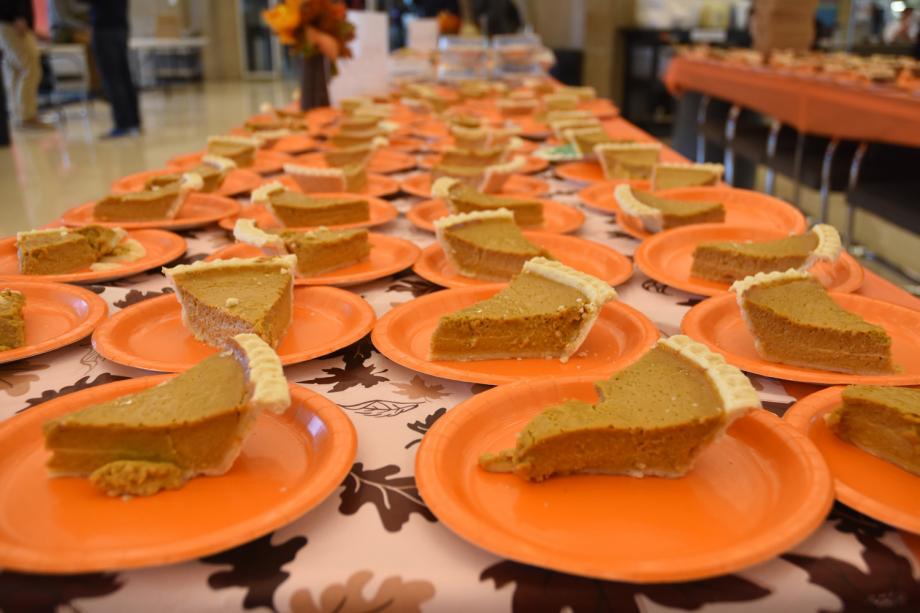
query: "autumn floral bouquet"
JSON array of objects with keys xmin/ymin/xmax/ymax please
[
  {"xmin": 263, "ymin": 0, "xmax": 356, "ymax": 108},
  {"xmin": 263, "ymin": 0, "xmax": 355, "ymax": 67}
]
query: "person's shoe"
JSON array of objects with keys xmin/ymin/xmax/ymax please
[
  {"xmin": 100, "ymin": 127, "xmax": 141, "ymax": 139},
  {"xmin": 16, "ymin": 118, "xmax": 56, "ymax": 131}
]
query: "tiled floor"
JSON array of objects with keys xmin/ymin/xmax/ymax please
[
  {"xmin": 1, "ymin": 80, "xmax": 296, "ymax": 235},
  {"xmin": 2, "ymin": 80, "xmax": 917, "ymax": 293}
]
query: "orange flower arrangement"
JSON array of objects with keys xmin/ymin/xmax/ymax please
[{"xmin": 263, "ymin": 0, "xmax": 356, "ymax": 71}]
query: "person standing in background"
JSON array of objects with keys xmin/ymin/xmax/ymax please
[
  {"xmin": 87, "ymin": 0, "xmax": 140, "ymax": 138},
  {"xmin": 50, "ymin": 0, "xmax": 91, "ymax": 44},
  {"xmin": 0, "ymin": 0, "xmax": 54, "ymax": 130},
  {"xmin": 884, "ymin": 7, "xmax": 918, "ymax": 45}
]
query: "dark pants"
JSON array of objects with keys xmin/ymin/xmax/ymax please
[
  {"xmin": 0, "ymin": 51, "xmax": 8, "ymax": 146},
  {"xmin": 92, "ymin": 27, "xmax": 139, "ymax": 130}
]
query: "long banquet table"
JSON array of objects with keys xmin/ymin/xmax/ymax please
[
  {"xmin": 2, "ymin": 110, "xmax": 920, "ymax": 612},
  {"xmin": 664, "ymin": 55, "xmax": 920, "ymax": 147}
]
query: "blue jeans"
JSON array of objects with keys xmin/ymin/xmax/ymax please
[{"xmin": 92, "ymin": 27, "xmax": 139, "ymax": 130}]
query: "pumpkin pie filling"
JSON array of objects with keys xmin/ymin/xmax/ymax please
[
  {"xmin": 206, "ymin": 136, "xmax": 260, "ymax": 167},
  {"xmin": 650, "ymin": 163, "xmax": 724, "ymax": 191},
  {"xmin": 594, "ymin": 143, "xmax": 662, "ymax": 179},
  {"xmin": 434, "ymin": 209, "xmax": 551, "ymax": 281},
  {"xmin": 234, "ymin": 219, "xmax": 370, "ymax": 276},
  {"xmin": 43, "ymin": 333, "xmax": 290, "ymax": 496},
  {"xmin": 826, "ymin": 385, "xmax": 920, "ymax": 476},
  {"xmin": 265, "ymin": 189, "xmax": 369, "ymax": 227},
  {"xmin": 438, "ymin": 147, "xmax": 507, "ymax": 168},
  {"xmin": 562, "ymin": 128, "xmax": 616, "ymax": 157},
  {"xmin": 732, "ymin": 270, "xmax": 894, "ymax": 374},
  {"xmin": 691, "ymin": 225, "xmax": 841, "ymax": 283},
  {"xmin": 17, "ymin": 226, "xmax": 133, "ymax": 275},
  {"xmin": 479, "ymin": 335, "xmax": 760, "ymax": 481},
  {"xmin": 0, "ymin": 289, "xmax": 26, "ymax": 351},
  {"xmin": 429, "ymin": 257, "xmax": 616, "ymax": 362},
  {"xmin": 284, "ymin": 162, "xmax": 367, "ymax": 193},
  {"xmin": 164, "ymin": 255, "xmax": 295, "ymax": 349},
  {"xmin": 614, "ymin": 184, "xmax": 725, "ymax": 233},
  {"xmin": 434, "ymin": 178, "xmax": 543, "ymax": 226}
]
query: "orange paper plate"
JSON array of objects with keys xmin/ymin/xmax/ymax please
[
  {"xmin": 400, "ymin": 173, "xmax": 549, "ymax": 199},
  {"xmin": 207, "ymin": 233, "xmax": 420, "ymax": 286},
  {"xmin": 682, "ymin": 292, "xmax": 920, "ymax": 385},
  {"xmin": 384, "ymin": 135, "xmax": 429, "ymax": 153},
  {"xmin": 294, "ymin": 150, "xmax": 416, "ymax": 175},
  {"xmin": 217, "ymin": 195, "xmax": 398, "ymax": 233},
  {"xmin": 0, "ymin": 281, "xmax": 107, "ymax": 364},
  {"xmin": 578, "ymin": 180, "xmax": 649, "ymax": 212},
  {"xmin": 635, "ymin": 224, "xmax": 864, "ymax": 296},
  {"xmin": 406, "ymin": 198, "xmax": 584, "ymax": 235},
  {"xmin": 556, "ymin": 149, "xmax": 687, "ymax": 184},
  {"xmin": 413, "ymin": 231, "xmax": 632, "ymax": 289},
  {"xmin": 604, "ymin": 187, "xmax": 808, "ymax": 240},
  {"xmin": 417, "ymin": 154, "xmax": 548, "ymax": 175},
  {"xmin": 168, "ymin": 149, "xmax": 293, "ymax": 176},
  {"xmin": 372, "ymin": 286, "xmax": 659, "ymax": 385},
  {"xmin": 111, "ymin": 168, "xmax": 264, "ymax": 199},
  {"xmin": 784, "ymin": 386, "xmax": 920, "ymax": 535},
  {"xmin": 0, "ymin": 381, "xmax": 355, "ymax": 573},
  {"xmin": 416, "ymin": 380, "xmax": 832, "ymax": 582},
  {"xmin": 229, "ymin": 125, "xmax": 319, "ymax": 152},
  {"xmin": 431, "ymin": 138, "xmax": 539, "ymax": 154},
  {"xmin": 0, "ymin": 229, "xmax": 186, "ymax": 284},
  {"xmin": 282, "ymin": 173, "xmax": 400, "ymax": 199},
  {"xmin": 580, "ymin": 98, "xmax": 619, "ymax": 118},
  {"xmin": 407, "ymin": 119, "xmax": 449, "ymax": 140},
  {"xmin": 556, "ymin": 161, "xmax": 612, "ymax": 184},
  {"xmin": 270, "ymin": 133, "xmax": 319, "ymax": 154},
  {"xmin": 93, "ymin": 287, "xmax": 375, "ymax": 372},
  {"xmin": 61, "ymin": 193, "xmax": 241, "ymax": 231}
]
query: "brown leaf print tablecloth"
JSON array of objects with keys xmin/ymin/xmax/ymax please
[{"xmin": 2, "ymin": 161, "xmax": 920, "ymax": 613}]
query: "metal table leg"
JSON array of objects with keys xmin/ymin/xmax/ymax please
[
  {"xmin": 846, "ymin": 142, "xmax": 868, "ymax": 249},
  {"xmin": 695, "ymin": 95, "xmax": 710, "ymax": 163},
  {"xmin": 792, "ymin": 131, "xmax": 805, "ymax": 207},
  {"xmin": 724, "ymin": 104, "xmax": 741, "ymax": 185},
  {"xmin": 764, "ymin": 118, "xmax": 781, "ymax": 196},
  {"xmin": 819, "ymin": 138, "xmax": 839, "ymax": 223}
]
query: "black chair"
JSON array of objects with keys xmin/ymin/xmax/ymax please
[
  {"xmin": 0, "ymin": 51, "xmax": 8, "ymax": 146},
  {"xmin": 695, "ymin": 95, "xmax": 858, "ymax": 223},
  {"xmin": 845, "ymin": 143, "xmax": 920, "ymax": 288}
]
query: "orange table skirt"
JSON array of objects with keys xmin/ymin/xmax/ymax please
[{"xmin": 664, "ymin": 56, "xmax": 920, "ymax": 147}]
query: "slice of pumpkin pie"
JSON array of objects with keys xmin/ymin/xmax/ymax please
[
  {"xmin": 562, "ymin": 127, "xmax": 616, "ymax": 157},
  {"xmin": 0, "ymin": 289, "xmax": 26, "ymax": 351},
  {"xmin": 650, "ymin": 162, "xmax": 724, "ymax": 191},
  {"xmin": 825, "ymin": 385, "xmax": 920, "ymax": 476},
  {"xmin": 164, "ymin": 255, "xmax": 296, "ymax": 349},
  {"xmin": 42, "ymin": 333, "xmax": 290, "ymax": 497},
  {"xmin": 207, "ymin": 135, "xmax": 261, "ymax": 167},
  {"xmin": 429, "ymin": 257, "xmax": 616, "ymax": 362},
  {"xmin": 260, "ymin": 185, "xmax": 370, "ymax": 227},
  {"xmin": 439, "ymin": 147, "xmax": 508, "ymax": 168},
  {"xmin": 16, "ymin": 226, "xmax": 133, "ymax": 275},
  {"xmin": 595, "ymin": 142, "xmax": 662, "ymax": 179},
  {"xmin": 692, "ymin": 224, "xmax": 842, "ymax": 283},
  {"xmin": 433, "ymin": 177, "xmax": 543, "ymax": 226},
  {"xmin": 145, "ymin": 156, "xmax": 235, "ymax": 194},
  {"xmin": 94, "ymin": 173, "xmax": 202, "ymax": 222},
  {"xmin": 284, "ymin": 162, "xmax": 367, "ymax": 193},
  {"xmin": 731, "ymin": 269, "xmax": 894, "ymax": 374},
  {"xmin": 434, "ymin": 209, "xmax": 551, "ymax": 281},
  {"xmin": 234, "ymin": 219, "xmax": 370, "ymax": 277},
  {"xmin": 432, "ymin": 156, "xmax": 525, "ymax": 194},
  {"xmin": 478, "ymin": 335, "xmax": 760, "ymax": 481},
  {"xmin": 614, "ymin": 184, "xmax": 725, "ymax": 233}
]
